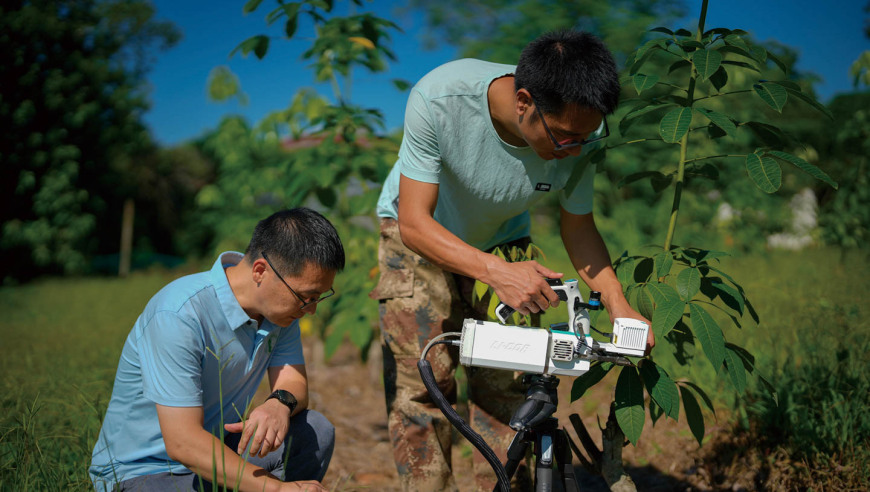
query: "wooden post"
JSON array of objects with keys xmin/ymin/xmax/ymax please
[{"xmin": 119, "ymin": 198, "xmax": 134, "ymax": 277}]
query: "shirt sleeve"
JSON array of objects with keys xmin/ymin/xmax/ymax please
[
  {"xmin": 138, "ymin": 311, "xmax": 205, "ymax": 407},
  {"xmin": 397, "ymin": 88, "xmax": 442, "ymax": 184},
  {"xmin": 559, "ymin": 162, "xmax": 596, "ymax": 215},
  {"xmin": 267, "ymin": 321, "xmax": 305, "ymax": 367}
]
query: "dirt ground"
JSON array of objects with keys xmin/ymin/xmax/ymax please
[{"xmin": 278, "ymin": 337, "xmax": 751, "ymax": 492}]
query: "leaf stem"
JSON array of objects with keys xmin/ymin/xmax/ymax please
[
  {"xmin": 684, "ymin": 154, "xmax": 745, "ymax": 164},
  {"xmin": 694, "ymin": 89, "xmax": 752, "ymax": 102}
]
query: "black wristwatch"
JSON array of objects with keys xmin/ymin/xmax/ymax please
[{"xmin": 266, "ymin": 389, "xmax": 298, "ymax": 414}]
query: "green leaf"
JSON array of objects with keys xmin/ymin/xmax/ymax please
[
  {"xmin": 709, "ymin": 66, "xmax": 728, "ymax": 91},
  {"xmin": 705, "ymin": 277, "xmax": 744, "ymax": 315},
  {"xmin": 652, "ymin": 296, "xmax": 685, "ymax": 337},
  {"xmin": 659, "ymin": 107, "xmax": 693, "ymax": 143},
  {"xmin": 767, "ymin": 150, "xmax": 837, "ymax": 189},
  {"xmin": 723, "ymin": 346, "xmax": 748, "ymax": 392},
  {"xmin": 633, "ymin": 73, "xmax": 660, "ymax": 94},
  {"xmin": 635, "ymin": 285, "xmax": 655, "ymax": 321},
  {"xmin": 681, "ymin": 381, "xmax": 716, "ymax": 413},
  {"xmin": 689, "ymin": 303, "xmax": 726, "ymax": 372},
  {"xmin": 676, "ymin": 267, "xmax": 701, "ymax": 300},
  {"xmin": 693, "ymin": 107, "xmax": 736, "ymax": 135},
  {"xmin": 230, "ymin": 35, "xmax": 270, "ymax": 60},
  {"xmin": 692, "ymin": 49, "xmax": 722, "ymax": 81},
  {"xmin": 646, "ymin": 281, "xmax": 680, "ymax": 304},
  {"xmin": 619, "ymin": 103, "xmax": 674, "ymax": 135},
  {"xmin": 745, "ymin": 153, "xmax": 782, "ymax": 193},
  {"xmin": 766, "ymin": 50, "xmax": 789, "ymax": 73},
  {"xmin": 742, "ymin": 121, "xmax": 790, "ymax": 148},
  {"xmin": 668, "ymin": 59, "xmax": 692, "ymax": 74},
  {"xmin": 639, "ymin": 361, "xmax": 680, "ymax": 420},
  {"xmin": 633, "ymin": 257, "xmax": 654, "ymax": 284},
  {"xmin": 753, "ymin": 82, "xmax": 788, "ymax": 112},
  {"xmin": 243, "ymin": 0, "xmax": 265, "ymax": 14},
  {"xmin": 391, "ymin": 78, "xmax": 411, "ymax": 91},
  {"xmin": 721, "ymin": 60, "xmax": 761, "ymax": 73},
  {"xmin": 571, "ymin": 362, "xmax": 613, "ymax": 400},
  {"xmin": 473, "ymin": 279, "xmax": 489, "ymax": 302},
  {"xmin": 679, "ymin": 385, "xmax": 706, "ymax": 446},
  {"xmin": 284, "ymin": 12, "xmax": 299, "ymax": 38},
  {"xmin": 617, "ymin": 171, "xmax": 665, "ymax": 189},
  {"xmin": 614, "ymin": 368, "xmax": 645, "ymax": 445},
  {"xmin": 654, "ymin": 251, "xmax": 673, "ymax": 278},
  {"xmin": 649, "ymin": 26, "xmax": 674, "ymax": 35},
  {"xmin": 651, "ymin": 173, "xmax": 673, "ymax": 192},
  {"xmin": 782, "ymin": 86, "xmax": 834, "ymax": 119}
]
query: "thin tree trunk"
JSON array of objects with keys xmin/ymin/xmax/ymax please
[{"xmin": 119, "ymin": 198, "xmax": 134, "ymax": 277}]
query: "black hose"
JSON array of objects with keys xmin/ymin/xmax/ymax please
[{"xmin": 417, "ymin": 359, "xmax": 511, "ymax": 492}]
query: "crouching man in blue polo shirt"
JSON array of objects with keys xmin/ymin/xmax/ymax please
[{"xmin": 90, "ymin": 208, "xmax": 343, "ymax": 492}]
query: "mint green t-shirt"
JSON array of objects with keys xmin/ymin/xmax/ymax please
[{"xmin": 375, "ymin": 58, "xmax": 597, "ymax": 251}]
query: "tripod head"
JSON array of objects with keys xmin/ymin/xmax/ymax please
[{"xmin": 509, "ymin": 374, "xmax": 560, "ymax": 431}]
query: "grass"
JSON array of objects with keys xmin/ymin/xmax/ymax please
[{"xmin": 1, "ymin": 248, "xmax": 867, "ymax": 490}]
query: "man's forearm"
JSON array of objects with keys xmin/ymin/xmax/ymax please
[
  {"xmin": 169, "ymin": 428, "xmax": 286, "ymax": 492},
  {"xmin": 560, "ymin": 210, "xmax": 628, "ymax": 309}
]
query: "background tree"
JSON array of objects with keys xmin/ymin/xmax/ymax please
[{"xmin": 0, "ymin": 0, "xmax": 180, "ymax": 281}]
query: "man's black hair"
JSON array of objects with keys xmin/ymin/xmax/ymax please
[
  {"xmin": 245, "ymin": 207, "xmax": 345, "ymax": 276},
  {"xmin": 514, "ymin": 30, "xmax": 620, "ymax": 117}
]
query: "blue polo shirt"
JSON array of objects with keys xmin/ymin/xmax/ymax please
[{"xmin": 90, "ymin": 252, "xmax": 304, "ymax": 490}]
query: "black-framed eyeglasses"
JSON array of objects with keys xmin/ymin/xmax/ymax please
[
  {"xmin": 262, "ymin": 251, "xmax": 335, "ymax": 308},
  {"xmin": 533, "ymin": 99, "xmax": 609, "ymax": 151}
]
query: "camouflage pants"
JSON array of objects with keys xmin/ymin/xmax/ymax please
[{"xmin": 371, "ymin": 218, "xmax": 531, "ymax": 492}]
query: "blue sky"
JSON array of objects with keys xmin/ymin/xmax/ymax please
[{"xmin": 144, "ymin": 0, "xmax": 869, "ymax": 146}]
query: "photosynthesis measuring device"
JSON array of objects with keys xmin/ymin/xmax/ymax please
[{"xmin": 458, "ymin": 278, "xmax": 649, "ymax": 376}]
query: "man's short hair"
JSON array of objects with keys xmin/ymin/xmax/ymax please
[
  {"xmin": 514, "ymin": 30, "xmax": 620, "ymax": 117},
  {"xmin": 245, "ymin": 207, "xmax": 345, "ymax": 276}
]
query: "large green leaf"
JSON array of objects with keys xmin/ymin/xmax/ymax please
[
  {"xmin": 635, "ymin": 284, "xmax": 655, "ymax": 321},
  {"xmin": 614, "ymin": 368, "xmax": 645, "ymax": 445},
  {"xmin": 571, "ymin": 362, "xmax": 613, "ymax": 400},
  {"xmin": 679, "ymin": 385, "xmax": 706, "ymax": 446},
  {"xmin": 659, "ymin": 107, "xmax": 693, "ymax": 143},
  {"xmin": 689, "ymin": 303, "xmax": 726, "ymax": 372},
  {"xmin": 639, "ymin": 361, "xmax": 680, "ymax": 420},
  {"xmin": 633, "ymin": 73, "xmax": 660, "ymax": 94},
  {"xmin": 780, "ymin": 86, "xmax": 834, "ymax": 119},
  {"xmin": 694, "ymin": 107, "xmax": 736, "ymax": 135},
  {"xmin": 646, "ymin": 281, "xmax": 679, "ymax": 304},
  {"xmin": 676, "ymin": 267, "xmax": 701, "ymax": 301},
  {"xmin": 745, "ymin": 153, "xmax": 782, "ymax": 193},
  {"xmin": 654, "ymin": 251, "xmax": 673, "ymax": 278},
  {"xmin": 767, "ymin": 150, "xmax": 838, "ymax": 189},
  {"xmin": 723, "ymin": 346, "xmax": 748, "ymax": 392},
  {"xmin": 753, "ymin": 82, "xmax": 788, "ymax": 112},
  {"xmin": 652, "ymin": 296, "xmax": 685, "ymax": 337},
  {"xmin": 617, "ymin": 171, "xmax": 666, "ymax": 189},
  {"xmin": 692, "ymin": 49, "xmax": 722, "ymax": 81}
]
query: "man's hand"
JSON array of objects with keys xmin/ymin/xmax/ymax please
[
  {"xmin": 482, "ymin": 259, "xmax": 563, "ymax": 316},
  {"xmin": 225, "ymin": 398, "xmax": 291, "ymax": 458},
  {"xmin": 282, "ymin": 480, "xmax": 328, "ymax": 491},
  {"xmin": 606, "ymin": 300, "xmax": 655, "ymax": 356}
]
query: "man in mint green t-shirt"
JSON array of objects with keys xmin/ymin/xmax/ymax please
[{"xmin": 372, "ymin": 30, "xmax": 655, "ymax": 491}]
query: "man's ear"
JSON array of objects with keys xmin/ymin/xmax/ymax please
[
  {"xmin": 251, "ymin": 258, "xmax": 268, "ymax": 284},
  {"xmin": 515, "ymin": 88, "xmax": 533, "ymax": 116}
]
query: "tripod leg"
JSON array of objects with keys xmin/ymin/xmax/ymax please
[
  {"xmin": 556, "ymin": 429, "xmax": 580, "ymax": 492},
  {"xmin": 502, "ymin": 430, "xmax": 530, "ymax": 487},
  {"xmin": 535, "ymin": 432, "xmax": 555, "ymax": 492}
]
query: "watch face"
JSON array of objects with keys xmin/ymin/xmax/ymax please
[{"xmin": 272, "ymin": 390, "xmax": 297, "ymax": 411}]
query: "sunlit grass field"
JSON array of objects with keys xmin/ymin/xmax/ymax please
[{"xmin": 1, "ymin": 248, "xmax": 867, "ymax": 490}]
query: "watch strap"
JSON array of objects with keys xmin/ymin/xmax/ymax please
[{"xmin": 266, "ymin": 389, "xmax": 298, "ymax": 413}]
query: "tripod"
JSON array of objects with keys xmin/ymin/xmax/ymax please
[{"xmin": 500, "ymin": 374, "xmax": 580, "ymax": 492}]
